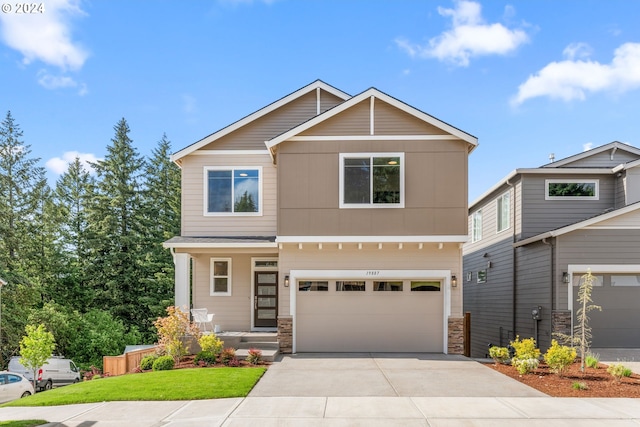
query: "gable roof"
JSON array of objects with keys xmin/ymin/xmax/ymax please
[
  {"xmin": 170, "ymin": 80, "xmax": 351, "ymax": 163},
  {"xmin": 542, "ymin": 141, "xmax": 640, "ymax": 168},
  {"xmin": 514, "ymin": 201, "xmax": 640, "ymax": 247},
  {"xmin": 265, "ymin": 87, "xmax": 478, "ymax": 153}
]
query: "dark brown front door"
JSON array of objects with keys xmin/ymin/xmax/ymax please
[{"xmin": 254, "ymin": 272, "xmax": 278, "ymax": 327}]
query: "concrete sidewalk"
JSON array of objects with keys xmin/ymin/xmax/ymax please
[{"xmin": 1, "ymin": 353, "xmax": 640, "ymax": 426}]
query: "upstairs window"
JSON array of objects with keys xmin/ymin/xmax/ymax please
[
  {"xmin": 497, "ymin": 191, "xmax": 510, "ymax": 232},
  {"xmin": 546, "ymin": 179, "xmax": 599, "ymax": 200},
  {"xmin": 472, "ymin": 210, "xmax": 482, "ymax": 242},
  {"xmin": 340, "ymin": 153, "xmax": 404, "ymax": 208},
  {"xmin": 205, "ymin": 167, "xmax": 261, "ymax": 215}
]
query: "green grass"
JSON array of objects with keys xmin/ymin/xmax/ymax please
[
  {"xmin": 2, "ymin": 367, "xmax": 266, "ymax": 407},
  {"xmin": 0, "ymin": 422, "xmax": 48, "ymax": 427}
]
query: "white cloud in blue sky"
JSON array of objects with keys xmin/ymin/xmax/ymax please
[
  {"xmin": 46, "ymin": 151, "xmax": 101, "ymax": 175},
  {"xmin": 0, "ymin": 0, "xmax": 88, "ymax": 91},
  {"xmin": 395, "ymin": 0, "xmax": 529, "ymax": 67},
  {"xmin": 512, "ymin": 42, "xmax": 640, "ymax": 106}
]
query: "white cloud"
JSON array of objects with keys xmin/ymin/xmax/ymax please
[
  {"xmin": 395, "ymin": 0, "xmax": 529, "ymax": 67},
  {"xmin": 46, "ymin": 151, "xmax": 101, "ymax": 175},
  {"xmin": 0, "ymin": 0, "xmax": 88, "ymax": 71},
  {"xmin": 511, "ymin": 42, "xmax": 640, "ymax": 106},
  {"xmin": 37, "ymin": 69, "xmax": 88, "ymax": 95},
  {"xmin": 583, "ymin": 142, "xmax": 594, "ymax": 151},
  {"xmin": 563, "ymin": 43, "xmax": 592, "ymax": 60}
]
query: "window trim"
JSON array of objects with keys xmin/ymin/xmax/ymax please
[
  {"xmin": 545, "ymin": 179, "xmax": 599, "ymax": 200},
  {"xmin": 339, "ymin": 152, "xmax": 405, "ymax": 209},
  {"xmin": 210, "ymin": 258, "xmax": 232, "ymax": 296},
  {"xmin": 471, "ymin": 210, "xmax": 483, "ymax": 243},
  {"xmin": 496, "ymin": 191, "xmax": 510, "ymax": 233},
  {"xmin": 203, "ymin": 166, "xmax": 263, "ymax": 216}
]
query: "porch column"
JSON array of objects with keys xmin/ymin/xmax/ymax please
[{"xmin": 173, "ymin": 253, "xmax": 191, "ymax": 311}]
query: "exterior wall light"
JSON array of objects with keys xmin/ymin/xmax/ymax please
[
  {"xmin": 451, "ymin": 275, "xmax": 457, "ymax": 287},
  {"xmin": 562, "ymin": 272, "xmax": 570, "ymax": 284},
  {"xmin": 284, "ymin": 275, "xmax": 290, "ymax": 287}
]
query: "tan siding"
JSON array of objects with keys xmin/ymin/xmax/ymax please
[
  {"xmin": 300, "ymin": 99, "xmax": 370, "ymax": 136},
  {"xmin": 278, "ymin": 139, "xmax": 468, "ymax": 236},
  {"xmin": 375, "ymin": 100, "xmax": 447, "ymax": 135},
  {"xmin": 181, "ymin": 154, "xmax": 277, "ymax": 236},
  {"xmin": 320, "ymin": 91, "xmax": 345, "ymax": 113}
]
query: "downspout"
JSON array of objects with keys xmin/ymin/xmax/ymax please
[
  {"xmin": 507, "ymin": 179, "xmax": 516, "ymax": 342},
  {"xmin": 542, "ymin": 237, "xmax": 554, "ymax": 348}
]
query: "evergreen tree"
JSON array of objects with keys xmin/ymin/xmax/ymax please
[
  {"xmin": 234, "ymin": 191, "xmax": 257, "ymax": 212},
  {"xmin": 85, "ymin": 118, "xmax": 147, "ymax": 339}
]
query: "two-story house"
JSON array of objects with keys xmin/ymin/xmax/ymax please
[
  {"xmin": 164, "ymin": 80, "xmax": 477, "ymax": 354},
  {"xmin": 463, "ymin": 141, "xmax": 640, "ymax": 358}
]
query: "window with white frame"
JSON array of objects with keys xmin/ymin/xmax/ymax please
[
  {"xmin": 205, "ymin": 167, "xmax": 261, "ymax": 215},
  {"xmin": 340, "ymin": 153, "xmax": 404, "ymax": 208},
  {"xmin": 210, "ymin": 258, "xmax": 232, "ymax": 296},
  {"xmin": 497, "ymin": 191, "xmax": 510, "ymax": 232},
  {"xmin": 472, "ymin": 210, "xmax": 482, "ymax": 242},
  {"xmin": 546, "ymin": 179, "xmax": 599, "ymax": 200}
]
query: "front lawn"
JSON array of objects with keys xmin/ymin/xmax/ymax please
[{"xmin": 2, "ymin": 367, "xmax": 266, "ymax": 407}]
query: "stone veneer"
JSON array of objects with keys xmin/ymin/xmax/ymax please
[
  {"xmin": 277, "ymin": 316, "xmax": 293, "ymax": 354},
  {"xmin": 448, "ymin": 317, "xmax": 464, "ymax": 355},
  {"xmin": 552, "ymin": 310, "xmax": 572, "ymax": 337}
]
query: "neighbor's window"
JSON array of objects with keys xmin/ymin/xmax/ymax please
[
  {"xmin": 497, "ymin": 192, "xmax": 510, "ymax": 232},
  {"xmin": 205, "ymin": 167, "xmax": 261, "ymax": 214},
  {"xmin": 336, "ymin": 281, "xmax": 366, "ymax": 291},
  {"xmin": 472, "ymin": 210, "xmax": 483, "ymax": 242},
  {"xmin": 410, "ymin": 281, "xmax": 441, "ymax": 292},
  {"xmin": 374, "ymin": 281, "xmax": 403, "ymax": 291},
  {"xmin": 611, "ymin": 275, "xmax": 640, "ymax": 287},
  {"xmin": 546, "ymin": 179, "xmax": 599, "ymax": 200},
  {"xmin": 340, "ymin": 153, "xmax": 404, "ymax": 208},
  {"xmin": 298, "ymin": 281, "xmax": 329, "ymax": 292},
  {"xmin": 477, "ymin": 270, "xmax": 487, "ymax": 283},
  {"xmin": 210, "ymin": 258, "xmax": 232, "ymax": 296}
]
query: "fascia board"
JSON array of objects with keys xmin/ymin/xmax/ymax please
[
  {"xmin": 266, "ymin": 88, "xmax": 478, "ymax": 150},
  {"xmin": 163, "ymin": 242, "xmax": 278, "ymax": 249},
  {"xmin": 275, "ymin": 235, "xmax": 468, "ymax": 243},
  {"xmin": 171, "ymin": 80, "xmax": 351, "ymax": 163}
]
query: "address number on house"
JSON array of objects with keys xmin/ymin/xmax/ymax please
[{"xmin": 366, "ymin": 271, "xmax": 381, "ymax": 276}]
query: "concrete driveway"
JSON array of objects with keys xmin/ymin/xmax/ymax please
[{"xmin": 249, "ymin": 352, "xmax": 545, "ymax": 398}]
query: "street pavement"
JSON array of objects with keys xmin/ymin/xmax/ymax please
[{"xmin": 1, "ymin": 352, "xmax": 639, "ymax": 426}]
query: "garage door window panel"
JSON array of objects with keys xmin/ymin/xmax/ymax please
[
  {"xmin": 336, "ymin": 281, "xmax": 366, "ymax": 291},
  {"xmin": 611, "ymin": 275, "xmax": 640, "ymax": 286},
  {"xmin": 411, "ymin": 281, "xmax": 441, "ymax": 292},
  {"xmin": 374, "ymin": 281, "xmax": 403, "ymax": 291},
  {"xmin": 299, "ymin": 281, "xmax": 329, "ymax": 292}
]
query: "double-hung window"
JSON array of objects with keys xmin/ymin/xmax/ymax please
[
  {"xmin": 211, "ymin": 258, "xmax": 232, "ymax": 296},
  {"xmin": 205, "ymin": 167, "xmax": 261, "ymax": 215},
  {"xmin": 340, "ymin": 153, "xmax": 404, "ymax": 208},
  {"xmin": 472, "ymin": 210, "xmax": 482, "ymax": 242},
  {"xmin": 497, "ymin": 191, "xmax": 510, "ymax": 232}
]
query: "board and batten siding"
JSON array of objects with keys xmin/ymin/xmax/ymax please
[
  {"xmin": 520, "ymin": 174, "xmax": 616, "ymax": 239},
  {"xmin": 277, "ymin": 139, "xmax": 468, "ymax": 236},
  {"xmin": 278, "ymin": 244, "xmax": 462, "ymax": 318},
  {"xmin": 463, "ymin": 238, "xmax": 514, "ymax": 357},
  {"xmin": 180, "ymin": 154, "xmax": 277, "ymax": 237}
]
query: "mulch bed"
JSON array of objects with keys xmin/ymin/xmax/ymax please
[{"xmin": 487, "ymin": 361, "xmax": 640, "ymax": 397}]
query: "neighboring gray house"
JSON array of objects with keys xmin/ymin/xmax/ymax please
[{"xmin": 463, "ymin": 141, "xmax": 640, "ymax": 358}]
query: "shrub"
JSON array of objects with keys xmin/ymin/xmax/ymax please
[
  {"xmin": 140, "ymin": 354, "xmax": 159, "ymax": 371},
  {"xmin": 152, "ymin": 355, "xmax": 175, "ymax": 371},
  {"xmin": 510, "ymin": 336, "xmax": 540, "ymax": 360},
  {"xmin": 220, "ymin": 348, "xmax": 236, "ymax": 366},
  {"xmin": 194, "ymin": 350, "xmax": 217, "ymax": 366},
  {"xmin": 228, "ymin": 357, "xmax": 240, "ymax": 367},
  {"xmin": 154, "ymin": 306, "xmax": 200, "ymax": 363},
  {"xmin": 572, "ymin": 381, "xmax": 588, "ymax": 390},
  {"xmin": 488, "ymin": 346, "xmax": 510, "ymax": 365},
  {"xmin": 82, "ymin": 366, "xmax": 102, "ymax": 381},
  {"xmin": 246, "ymin": 348, "xmax": 263, "ymax": 365},
  {"xmin": 543, "ymin": 340, "xmax": 577, "ymax": 377},
  {"xmin": 607, "ymin": 363, "xmax": 632, "ymax": 382},
  {"xmin": 585, "ymin": 353, "xmax": 600, "ymax": 369},
  {"xmin": 513, "ymin": 358, "xmax": 540, "ymax": 375},
  {"xmin": 199, "ymin": 334, "xmax": 224, "ymax": 355}
]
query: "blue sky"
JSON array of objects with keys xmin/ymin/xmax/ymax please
[{"xmin": 2, "ymin": 0, "xmax": 640, "ymax": 202}]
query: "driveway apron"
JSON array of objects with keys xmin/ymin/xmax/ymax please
[{"xmin": 249, "ymin": 352, "xmax": 545, "ymax": 397}]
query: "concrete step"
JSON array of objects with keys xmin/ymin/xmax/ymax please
[
  {"xmin": 236, "ymin": 341, "xmax": 279, "ymax": 350},
  {"xmin": 235, "ymin": 348, "xmax": 278, "ymax": 363},
  {"xmin": 239, "ymin": 333, "xmax": 278, "ymax": 343}
]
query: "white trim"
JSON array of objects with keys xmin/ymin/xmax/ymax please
[
  {"xmin": 339, "ymin": 152, "xmax": 405, "ymax": 209},
  {"xmin": 496, "ymin": 191, "xmax": 511, "ymax": 233},
  {"xmin": 172, "ymin": 80, "xmax": 351, "ymax": 162},
  {"xmin": 250, "ymin": 257, "xmax": 279, "ymax": 331},
  {"xmin": 287, "ymin": 135, "xmax": 460, "ymax": 142},
  {"xmin": 288, "ymin": 269, "xmax": 452, "ymax": 354},
  {"xmin": 210, "ymin": 258, "xmax": 232, "ymax": 296},
  {"xmin": 316, "ymin": 87, "xmax": 321, "ymax": 115},
  {"xmin": 545, "ymin": 179, "xmax": 599, "ymax": 201},
  {"xmin": 203, "ymin": 166, "xmax": 263, "ymax": 216},
  {"xmin": 192, "ymin": 150, "xmax": 270, "ymax": 155},
  {"xmin": 471, "ymin": 210, "xmax": 482, "ymax": 243},
  {"xmin": 163, "ymin": 242, "xmax": 277, "ymax": 249},
  {"xmin": 276, "ymin": 235, "xmax": 468, "ymax": 243},
  {"xmin": 266, "ymin": 88, "xmax": 478, "ymax": 150},
  {"xmin": 370, "ymin": 96, "xmax": 375, "ymax": 136}
]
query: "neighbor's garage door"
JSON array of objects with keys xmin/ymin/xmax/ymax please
[{"xmin": 296, "ymin": 279, "xmax": 443, "ymax": 352}]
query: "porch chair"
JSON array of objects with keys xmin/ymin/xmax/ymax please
[{"xmin": 191, "ymin": 308, "xmax": 215, "ymax": 333}]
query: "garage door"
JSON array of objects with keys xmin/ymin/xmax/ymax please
[{"xmin": 296, "ymin": 278, "xmax": 444, "ymax": 352}]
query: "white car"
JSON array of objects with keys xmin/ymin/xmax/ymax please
[{"xmin": 0, "ymin": 371, "xmax": 34, "ymax": 403}]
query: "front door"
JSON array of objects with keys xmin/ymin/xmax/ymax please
[{"xmin": 254, "ymin": 272, "xmax": 278, "ymax": 327}]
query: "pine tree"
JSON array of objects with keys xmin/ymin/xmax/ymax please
[{"xmin": 234, "ymin": 191, "xmax": 257, "ymax": 212}]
